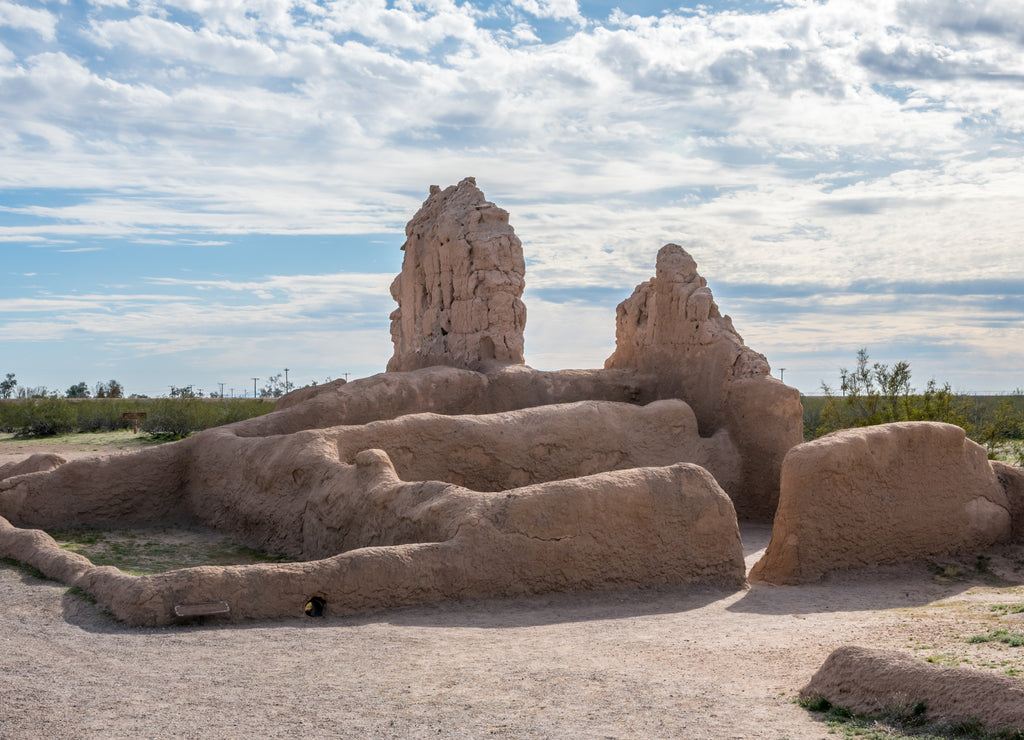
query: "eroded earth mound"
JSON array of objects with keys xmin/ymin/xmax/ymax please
[
  {"xmin": 801, "ymin": 645, "xmax": 1024, "ymax": 733},
  {"xmin": 387, "ymin": 177, "xmax": 527, "ymax": 372},
  {"xmin": 751, "ymin": 422, "xmax": 1013, "ymax": 584}
]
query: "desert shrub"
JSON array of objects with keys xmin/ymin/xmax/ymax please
[
  {"xmin": 1, "ymin": 397, "xmax": 273, "ymax": 438},
  {"xmin": 968, "ymin": 629, "xmax": 1024, "ymax": 647},
  {"xmin": 139, "ymin": 398, "xmax": 272, "ymax": 439},
  {"xmin": 0, "ymin": 400, "xmax": 19, "ymax": 433},
  {"xmin": 211, "ymin": 399, "xmax": 274, "ymax": 425},
  {"xmin": 807, "ymin": 350, "xmax": 1024, "ymax": 455},
  {"xmin": 139, "ymin": 397, "xmax": 206, "ymax": 438},
  {"xmin": 9, "ymin": 397, "xmax": 77, "ymax": 436},
  {"xmin": 73, "ymin": 398, "xmax": 136, "ymax": 433}
]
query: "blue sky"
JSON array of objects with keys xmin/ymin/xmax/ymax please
[{"xmin": 1, "ymin": 0, "xmax": 1022, "ymax": 397}]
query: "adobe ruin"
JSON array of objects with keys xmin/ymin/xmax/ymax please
[
  {"xmin": 1, "ymin": 177, "xmax": 797, "ymax": 624},
  {"xmin": 8, "ymin": 177, "xmax": 1020, "ymax": 627}
]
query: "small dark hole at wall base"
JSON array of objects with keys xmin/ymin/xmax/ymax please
[{"xmin": 304, "ymin": 596, "xmax": 325, "ymax": 617}]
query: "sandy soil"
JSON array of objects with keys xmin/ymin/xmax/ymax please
[
  {"xmin": 0, "ymin": 431, "xmax": 152, "ymax": 467},
  {"xmin": 2, "ymin": 442, "xmax": 1023, "ymax": 739}
]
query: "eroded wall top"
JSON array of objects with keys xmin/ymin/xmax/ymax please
[
  {"xmin": 387, "ymin": 177, "xmax": 527, "ymax": 372},
  {"xmin": 605, "ymin": 243, "xmax": 773, "ymax": 420},
  {"xmin": 606, "ymin": 243, "xmax": 770, "ymax": 383}
]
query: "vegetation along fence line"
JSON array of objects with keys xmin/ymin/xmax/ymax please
[{"xmin": 0, "ymin": 397, "xmax": 274, "ymax": 439}]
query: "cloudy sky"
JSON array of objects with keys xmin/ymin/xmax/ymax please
[{"xmin": 2, "ymin": 0, "xmax": 1022, "ymax": 397}]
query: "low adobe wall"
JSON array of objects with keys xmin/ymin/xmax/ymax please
[
  {"xmin": 1, "ymin": 399, "xmax": 741, "ymax": 558},
  {"xmin": 330, "ymin": 399, "xmax": 739, "ymax": 494},
  {"xmin": 802, "ymin": 646, "xmax": 1024, "ymax": 733},
  {"xmin": 0, "ymin": 456, "xmax": 745, "ymax": 626},
  {"xmin": 750, "ymin": 422, "xmax": 1012, "ymax": 584}
]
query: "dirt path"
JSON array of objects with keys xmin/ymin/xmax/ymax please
[{"xmin": 1, "ymin": 441, "xmax": 1023, "ymax": 738}]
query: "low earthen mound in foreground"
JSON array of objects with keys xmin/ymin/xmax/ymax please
[
  {"xmin": 801, "ymin": 645, "xmax": 1024, "ymax": 733},
  {"xmin": 751, "ymin": 422, "xmax": 1012, "ymax": 584}
]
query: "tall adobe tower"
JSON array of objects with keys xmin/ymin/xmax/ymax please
[{"xmin": 387, "ymin": 177, "xmax": 527, "ymax": 372}]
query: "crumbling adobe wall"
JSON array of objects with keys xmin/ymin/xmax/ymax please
[
  {"xmin": 387, "ymin": 177, "xmax": 527, "ymax": 372},
  {"xmin": 330, "ymin": 399, "xmax": 739, "ymax": 494},
  {"xmin": 0, "ymin": 178, "xmax": 805, "ymax": 625},
  {"xmin": 0, "ymin": 398, "xmax": 739, "ymax": 560},
  {"xmin": 0, "ymin": 453, "xmax": 67, "ymax": 480},
  {"xmin": 605, "ymin": 244, "xmax": 803, "ymax": 518},
  {"xmin": 750, "ymin": 422, "xmax": 1012, "ymax": 584},
  {"xmin": 0, "ymin": 441, "xmax": 191, "ymax": 527},
  {"xmin": 0, "ymin": 453, "xmax": 745, "ymax": 626},
  {"xmin": 232, "ymin": 364, "xmax": 644, "ymax": 438},
  {"xmin": 992, "ymin": 460, "xmax": 1024, "ymax": 540}
]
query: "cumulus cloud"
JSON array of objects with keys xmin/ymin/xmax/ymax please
[
  {"xmin": 508, "ymin": 0, "xmax": 583, "ymax": 23},
  {"xmin": 2, "ymin": 0, "xmax": 1023, "ymax": 390},
  {"xmin": 0, "ymin": 1, "xmax": 57, "ymax": 40}
]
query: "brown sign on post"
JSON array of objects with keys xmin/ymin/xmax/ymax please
[{"xmin": 122, "ymin": 412, "xmax": 147, "ymax": 434}]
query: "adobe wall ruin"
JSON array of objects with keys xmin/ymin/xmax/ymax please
[
  {"xmin": 0, "ymin": 178, "xmax": 800, "ymax": 625},
  {"xmin": 2, "ymin": 178, "xmax": 1019, "ymax": 626},
  {"xmin": 388, "ymin": 177, "xmax": 527, "ymax": 372},
  {"xmin": 750, "ymin": 422, "xmax": 1014, "ymax": 584},
  {"xmin": 1, "ymin": 448, "xmax": 745, "ymax": 625},
  {"xmin": 606, "ymin": 243, "xmax": 802, "ymax": 518}
]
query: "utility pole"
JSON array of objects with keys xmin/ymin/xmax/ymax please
[
  {"xmin": 284, "ymin": 367, "xmax": 289, "ymax": 392},
  {"xmin": 343, "ymin": 372, "xmax": 350, "ymax": 382},
  {"xmin": 229, "ymin": 387, "xmax": 234, "ymax": 399},
  {"xmin": 779, "ymin": 368, "xmax": 787, "ymax": 383},
  {"xmin": 252, "ymin": 377, "xmax": 259, "ymax": 398},
  {"xmin": 218, "ymin": 382, "xmax": 225, "ymax": 398}
]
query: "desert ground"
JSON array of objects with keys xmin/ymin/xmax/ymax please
[{"xmin": 2, "ymin": 436, "xmax": 1023, "ymax": 739}]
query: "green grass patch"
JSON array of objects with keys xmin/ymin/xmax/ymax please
[
  {"xmin": 989, "ymin": 604, "xmax": 1024, "ymax": 615},
  {"xmin": 64, "ymin": 585, "xmax": 97, "ymax": 604},
  {"xmin": 801, "ymin": 695, "xmax": 1024, "ymax": 739},
  {"xmin": 50, "ymin": 526, "xmax": 297, "ymax": 576},
  {"xmin": 967, "ymin": 629, "xmax": 1024, "ymax": 648}
]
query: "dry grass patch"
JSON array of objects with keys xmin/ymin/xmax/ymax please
[{"xmin": 50, "ymin": 525, "xmax": 296, "ymax": 576}]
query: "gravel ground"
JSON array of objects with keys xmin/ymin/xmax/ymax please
[
  {"xmin": 2, "ymin": 439, "xmax": 1023, "ymax": 738},
  {"xmin": 3, "ymin": 523, "xmax": 1023, "ymax": 739}
]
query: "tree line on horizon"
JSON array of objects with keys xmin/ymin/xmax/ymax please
[
  {"xmin": 2, "ymin": 354, "xmax": 1022, "ymax": 464},
  {"xmin": 0, "ymin": 372, "xmax": 299, "ymax": 401}
]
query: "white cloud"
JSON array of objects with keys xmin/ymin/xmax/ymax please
[
  {"xmin": 0, "ymin": 1, "xmax": 57, "ymax": 40},
  {"xmin": 2, "ymin": 0, "xmax": 1023, "ymax": 391},
  {"xmin": 0, "ymin": 271, "xmax": 396, "ymax": 379},
  {"xmin": 509, "ymin": 0, "xmax": 583, "ymax": 24}
]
